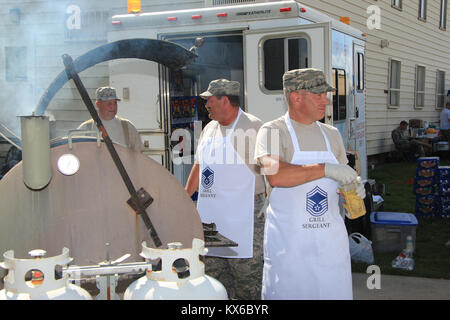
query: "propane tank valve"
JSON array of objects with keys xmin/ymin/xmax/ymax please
[
  {"xmin": 28, "ymin": 249, "xmax": 47, "ymax": 258},
  {"xmin": 168, "ymin": 242, "xmax": 190, "ymax": 279}
]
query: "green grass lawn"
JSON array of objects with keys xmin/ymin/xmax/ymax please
[{"xmin": 351, "ymin": 157, "xmax": 450, "ymax": 280}]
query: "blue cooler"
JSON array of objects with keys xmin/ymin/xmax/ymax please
[{"xmin": 370, "ymin": 212, "xmax": 418, "ymax": 253}]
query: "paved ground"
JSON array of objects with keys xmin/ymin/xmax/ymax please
[
  {"xmin": 352, "ymin": 272, "xmax": 450, "ymax": 300},
  {"xmin": 2, "ymin": 271, "xmax": 449, "ymax": 300}
]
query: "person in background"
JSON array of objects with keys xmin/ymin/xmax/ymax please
[
  {"xmin": 255, "ymin": 68, "xmax": 365, "ymax": 300},
  {"xmin": 185, "ymin": 79, "xmax": 265, "ymax": 300},
  {"xmin": 78, "ymin": 86, "xmax": 143, "ymax": 152},
  {"xmin": 391, "ymin": 121, "xmax": 428, "ymax": 158},
  {"xmin": 440, "ymin": 101, "xmax": 450, "ymax": 142}
]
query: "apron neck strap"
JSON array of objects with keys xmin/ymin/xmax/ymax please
[
  {"xmin": 316, "ymin": 122, "xmax": 332, "ymax": 151},
  {"xmin": 213, "ymin": 108, "xmax": 243, "ymax": 138},
  {"xmin": 229, "ymin": 108, "xmax": 242, "ymax": 133},
  {"xmin": 284, "ymin": 113, "xmax": 332, "ymax": 152}
]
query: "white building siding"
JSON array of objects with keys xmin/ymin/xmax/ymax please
[
  {"xmin": 0, "ymin": 0, "xmax": 203, "ymax": 138},
  {"xmin": 299, "ymin": 0, "xmax": 450, "ymax": 156}
]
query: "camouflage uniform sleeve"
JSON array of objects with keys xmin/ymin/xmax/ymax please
[
  {"xmin": 128, "ymin": 122, "xmax": 144, "ymax": 152},
  {"xmin": 194, "ymin": 122, "xmax": 210, "ymax": 163},
  {"xmin": 254, "ymin": 124, "xmax": 281, "ymax": 163},
  {"xmin": 391, "ymin": 129, "xmax": 401, "ymax": 145}
]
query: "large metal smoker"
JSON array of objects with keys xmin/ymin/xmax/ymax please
[{"xmin": 0, "ymin": 39, "xmax": 232, "ymax": 299}]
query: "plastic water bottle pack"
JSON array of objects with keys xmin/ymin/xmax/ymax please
[{"xmin": 392, "ymin": 236, "xmax": 415, "ymax": 271}]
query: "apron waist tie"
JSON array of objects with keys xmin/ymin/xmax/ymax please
[{"xmin": 256, "ymin": 193, "xmax": 268, "ymax": 218}]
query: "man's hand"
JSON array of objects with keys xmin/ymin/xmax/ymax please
[{"xmin": 324, "ymin": 163, "xmax": 358, "ymax": 185}]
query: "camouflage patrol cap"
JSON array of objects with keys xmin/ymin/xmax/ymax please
[
  {"xmin": 200, "ymin": 79, "xmax": 240, "ymax": 99},
  {"xmin": 96, "ymin": 86, "xmax": 121, "ymax": 101},
  {"xmin": 283, "ymin": 68, "xmax": 335, "ymax": 94}
]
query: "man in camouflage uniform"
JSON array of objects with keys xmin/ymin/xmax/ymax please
[
  {"xmin": 78, "ymin": 86, "xmax": 143, "ymax": 152},
  {"xmin": 391, "ymin": 120, "xmax": 426, "ymax": 158},
  {"xmin": 185, "ymin": 79, "xmax": 266, "ymax": 300},
  {"xmin": 255, "ymin": 68, "xmax": 364, "ymax": 299}
]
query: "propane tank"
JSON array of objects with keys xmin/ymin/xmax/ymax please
[
  {"xmin": 0, "ymin": 248, "xmax": 92, "ymax": 300},
  {"xmin": 124, "ymin": 238, "xmax": 228, "ymax": 300}
]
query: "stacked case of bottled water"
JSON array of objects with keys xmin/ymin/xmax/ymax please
[
  {"xmin": 437, "ymin": 166, "xmax": 450, "ymax": 218},
  {"xmin": 414, "ymin": 157, "xmax": 440, "ymax": 218}
]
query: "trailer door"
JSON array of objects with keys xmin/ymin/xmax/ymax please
[
  {"xmin": 351, "ymin": 42, "xmax": 367, "ymax": 180},
  {"xmin": 244, "ymin": 22, "xmax": 332, "ymax": 124},
  {"xmin": 108, "ymin": 29, "xmax": 170, "ymax": 167}
]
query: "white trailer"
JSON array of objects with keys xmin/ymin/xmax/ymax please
[{"xmin": 107, "ymin": 0, "xmax": 368, "ymax": 187}]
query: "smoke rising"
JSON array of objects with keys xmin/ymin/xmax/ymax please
[{"xmin": 0, "ymin": 0, "xmax": 125, "ymax": 140}]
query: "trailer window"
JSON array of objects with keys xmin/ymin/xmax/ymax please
[
  {"xmin": 263, "ymin": 38, "xmax": 284, "ymax": 90},
  {"xmin": 356, "ymin": 52, "xmax": 364, "ymax": 91},
  {"xmin": 332, "ymin": 69, "xmax": 346, "ymax": 121},
  {"xmin": 288, "ymin": 38, "xmax": 309, "ymax": 70},
  {"xmin": 263, "ymin": 37, "xmax": 309, "ymax": 91}
]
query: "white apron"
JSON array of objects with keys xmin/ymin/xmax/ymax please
[
  {"xmin": 262, "ymin": 114, "xmax": 352, "ymax": 300},
  {"xmin": 197, "ymin": 109, "xmax": 255, "ymax": 258}
]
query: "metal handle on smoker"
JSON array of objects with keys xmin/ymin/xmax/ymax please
[
  {"xmin": 67, "ymin": 129, "xmax": 102, "ymax": 149},
  {"xmin": 62, "ymin": 53, "xmax": 162, "ymax": 248}
]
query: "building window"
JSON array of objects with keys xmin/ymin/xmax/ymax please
[
  {"xmin": 263, "ymin": 37, "xmax": 309, "ymax": 91},
  {"xmin": 5, "ymin": 47, "xmax": 27, "ymax": 82},
  {"xmin": 332, "ymin": 69, "xmax": 346, "ymax": 121},
  {"xmin": 392, "ymin": 0, "xmax": 402, "ymax": 10},
  {"xmin": 419, "ymin": 0, "xmax": 427, "ymax": 21},
  {"xmin": 388, "ymin": 59, "xmax": 401, "ymax": 107},
  {"xmin": 440, "ymin": 0, "xmax": 447, "ymax": 29},
  {"xmin": 436, "ymin": 70, "xmax": 446, "ymax": 109},
  {"xmin": 415, "ymin": 65, "xmax": 426, "ymax": 109}
]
